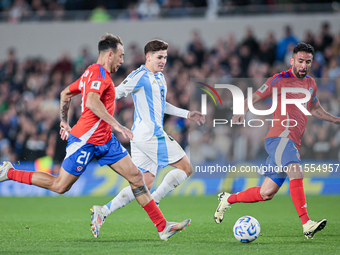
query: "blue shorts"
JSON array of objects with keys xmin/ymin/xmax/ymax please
[
  {"xmin": 263, "ymin": 137, "xmax": 301, "ymax": 187},
  {"xmin": 62, "ymin": 134, "xmax": 128, "ymax": 176}
]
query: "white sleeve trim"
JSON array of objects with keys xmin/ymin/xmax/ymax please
[{"xmin": 164, "ymin": 102, "xmax": 189, "ymax": 119}]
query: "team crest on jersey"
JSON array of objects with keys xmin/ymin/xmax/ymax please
[
  {"xmin": 296, "ymin": 151, "xmax": 301, "ymax": 160},
  {"xmin": 76, "ymin": 165, "xmax": 84, "ymax": 172},
  {"xmin": 258, "ymin": 84, "xmax": 268, "ymax": 93},
  {"xmin": 308, "ymin": 86, "xmax": 313, "ymax": 94},
  {"xmin": 91, "ymin": 81, "xmax": 101, "ymax": 90},
  {"xmin": 123, "ymin": 79, "xmax": 128, "ymax": 84}
]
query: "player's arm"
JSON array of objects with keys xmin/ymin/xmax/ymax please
[
  {"xmin": 310, "ymin": 101, "xmax": 340, "ymax": 124},
  {"xmin": 115, "ymin": 74, "xmax": 141, "ymax": 100},
  {"xmin": 86, "ymin": 92, "xmax": 133, "ymax": 139},
  {"xmin": 59, "ymin": 85, "xmax": 80, "ymax": 140},
  {"xmin": 232, "ymin": 93, "xmax": 262, "ymax": 124},
  {"xmin": 164, "ymin": 102, "xmax": 205, "ymax": 126}
]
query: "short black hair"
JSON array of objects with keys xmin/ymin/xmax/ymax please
[
  {"xmin": 98, "ymin": 33, "xmax": 123, "ymax": 53},
  {"xmin": 293, "ymin": 42, "xmax": 314, "ymax": 56},
  {"xmin": 144, "ymin": 39, "xmax": 168, "ymax": 55}
]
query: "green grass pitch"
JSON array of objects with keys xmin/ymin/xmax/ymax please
[{"xmin": 0, "ymin": 195, "xmax": 339, "ymax": 255}]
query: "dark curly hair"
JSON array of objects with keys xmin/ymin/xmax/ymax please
[{"xmin": 293, "ymin": 42, "xmax": 314, "ymax": 56}]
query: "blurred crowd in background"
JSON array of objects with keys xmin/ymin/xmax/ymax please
[
  {"xmin": 0, "ymin": 20, "xmax": 339, "ymax": 171},
  {"xmin": 0, "ymin": 0, "xmax": 338, "ymax": 23}
]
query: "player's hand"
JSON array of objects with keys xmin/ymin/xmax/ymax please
[
  {"xmin": 60, "ymin": 122, "xmax": 71, "ymax": 140},
  {"xmin": 188, "ymin": 111, "xmax": 206, "ymax": 126},
  {"xmin": 115, "ymin": 124, "xmax": 133, "ymax": 140},
  {"xmin": 232, "ymin": 115, "xmax": 245, "ymax": 124},
  {"xmin": 334, "ymin": 117, "xmax": 340, "ymax": 125}
]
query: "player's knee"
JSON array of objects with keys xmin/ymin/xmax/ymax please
[
  {"xmin": 260, "ymin": 190, "xmax": 276, "ymax": 201},
  {"xmin": 51, "ymin": 181, "xmax": 71, "ymax": 194},
  {"xmin": 181, "ymin": 162, "xmax": 193, "ymax": 177},
  {"xmin": 53, "ymin": 185, "xmax": 70, "ymax": 194},
  {"xmin": 187, "ymin": 164, "xmax": 194, "ymax": 176}
]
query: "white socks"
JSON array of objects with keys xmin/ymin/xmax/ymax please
[
  {"xmin": 102, "ymin": 168, "xmax": 188, "ymax": 217},
  {"xmin": 152, "ymin": 168, "xmax": 187, "ymax": 204},
  {"xmin": 102, "ymin": 186, "xmax": 135, "ymax": 218}
]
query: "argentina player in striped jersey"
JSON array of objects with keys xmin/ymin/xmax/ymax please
[
  {"xmin": 90, "ymin": 40, "xmax": 205, "ymax": 235},
  {"xmin": 0, "ymin": 34, "xmax": 192, "ymax": 241}
]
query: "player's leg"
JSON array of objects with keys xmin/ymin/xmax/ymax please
[
  {"xmin": 152, "ymin": 155, "xmax": 190, "ymax": 203},
  {"xmin": 230, "ymin": 176, "xmax": 280, "ymax": 203},
  {"xmin": 91, "ymin": 154, "xmax": 164, "ymax": 237},
  {"xmin": 92, "ymin": 136, "xmax": 190, "ymax": 240},
  {"xmin": 31, "ymin": 167, "xmax": 79, "ymax": 193},
  {"xmin": 0, "ymin": 134, "xmax": 95, "ymax": 193},
  {"xmin": 214, "ymin": 177, "xmax": 281, "ymax": 224},
  {"xmin": 150, "ymin": 135, "xmax": 189, "ymax": 203},
  {"xmin": 109, "ymin": 155, "xmax": 156, "ymax": 206},
  {"xmin": 90, "ymin": 140, "xmax": 157, "ymax": 237},
  {"xmin": 214, "ymin": 137, "xmax": 287, "ymax": 224},
  {"xmin": 101, "ymin": 171, "xmax": 155, "ymax": 218},
  {"xmin": 109, "ymin": 154, "xmax": 191, "ymax": 240},
  {"xmin": 100, "ymin": 141, "xmax": 158, "ymax": 218},
  {"xmin": 286, "ymin": 162, "xmax": 327, "ymax": 238},
  {"xmin": 0, "ymin": 161, "xmax": 79, "ymax": 194}
]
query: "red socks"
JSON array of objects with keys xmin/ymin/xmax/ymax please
[
  {"xmin": 7, "ymin": 168, "xmax": 33, "ymax": 185},
  {"xmin": 143, "ymin": 200, "xmax": 167, "ymax": 232},
  {"xmin": 290, "ymin": 179, "xmax": 310, "ymax": 224},
  {"xmin": 227, "ymin": 180, "xmax": 310, "ymax": 225},
  {"xmin": 228, "ymin": 186, "xmax": 265, "ymax": 204}
]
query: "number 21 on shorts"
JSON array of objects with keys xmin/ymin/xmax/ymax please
[{"xmin": 77, "ymin": 151, "xmax": 91, "ymax": 165}]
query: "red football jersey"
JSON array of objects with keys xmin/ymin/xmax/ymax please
[
  {"xmin": 255, "ymin": 69, "xmax": 318, "ymax": 149},
  {"xmin": 69, "ymin": 64, "xmax": 115, "ymax": 145}
]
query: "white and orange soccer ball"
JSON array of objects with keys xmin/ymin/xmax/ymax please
[{"xmin": 233, "ymin": 216, "xmax": 261, "ymax": 243}]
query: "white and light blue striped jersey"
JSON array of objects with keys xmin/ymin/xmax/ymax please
[{"xmin": 116, "ymin": 65, "xmax": 169, "ymax": 142}]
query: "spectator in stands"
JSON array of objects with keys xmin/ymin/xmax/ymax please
[
  {"xmin": 0, "ymin": 21, "xmax": 339, "ymax": 165},
  {"xmin": 89, "ymin": 5, "xmax": 111, "ymax": 22},
  {"xmin": 1, "ymin": 48, "xmax": 18, "ymax": 83},
  {"xmin": 276, "ymin": 25, "xmax": 299, "ymax": 62},
  {"xmin": 137, "ymin": 0, "xmax": 160, "ymax": 19}
]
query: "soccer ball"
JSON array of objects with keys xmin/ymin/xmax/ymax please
[{"xmin": 233, "ymin": 216, "xmax": 261, "ymax": 243}]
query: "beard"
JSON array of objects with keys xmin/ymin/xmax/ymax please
[{"xmin": 293, "ymin": 66, "xmax": 307, "ymax": 79}]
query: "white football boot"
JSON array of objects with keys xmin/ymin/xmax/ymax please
[
  {"xmin": 0, "ymin": 161, "xmax": 13, "ymax": 182},
  {"xmin": 214, "ymin": 192, "xmax": 231, "ymax": 223},
  {"xmin": 159, "ymin": 219, "xmax": 191, "ymax": 241},
  {"xmin": 303, "ymin": 219, "xmax": 327, "ymax": 239},
  {"xmin": 90, "ymin": 205, "xmax": 106, "ymax": 238}
]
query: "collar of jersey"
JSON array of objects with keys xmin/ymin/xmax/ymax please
[{"xmin": 141, "ymin": 65, "xmax": 161, "ymax": 76}]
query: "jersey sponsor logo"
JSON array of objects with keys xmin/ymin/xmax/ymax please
[
  {"xmin": 91, "ymin": 81, "xmax": 101, "ymax": 90},
  {"xmin": 258, "ymin": 84, "xmax": 268, "ymax": 93}
]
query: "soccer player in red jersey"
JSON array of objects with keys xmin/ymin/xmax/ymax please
[
  {"xmin": 214, "ymin": 42, "xmax": 340, "ymax": 239},
  {"xmin": 0, "ymin": 33, "xmax": 190, "ymax": 240}
]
